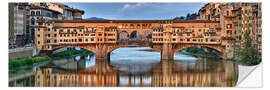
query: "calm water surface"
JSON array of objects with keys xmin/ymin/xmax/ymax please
[{"xmin": 9, "ymin": 47, "xmax": 238, "ymax": 87}]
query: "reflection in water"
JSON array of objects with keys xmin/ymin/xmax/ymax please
[
  {"xmin": 9, "ymin": 47, "xmax": 238, "ymax": 87},
  {"xmin": 31, "ymin": 59, "xmax": 237, "ymax": 87}
]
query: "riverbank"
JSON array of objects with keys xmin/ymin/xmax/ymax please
[{"xmin": 9, "ymin": 56, "xmax": 52, "ymax": 75}]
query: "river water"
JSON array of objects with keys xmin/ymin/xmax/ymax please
[{"xmin": 9, "ymin": 47, "xmax": 238, "ymax": 87}]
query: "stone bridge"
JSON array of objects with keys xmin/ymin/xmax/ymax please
[{"xmin": 35, "ymin": 20, "xmax": 235, "ymax": 60}]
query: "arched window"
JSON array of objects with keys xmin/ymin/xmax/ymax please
[{"xmin": 31, "ymin": 18, "xmax": 35, "ymax": 25}]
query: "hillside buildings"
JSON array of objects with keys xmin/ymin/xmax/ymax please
[{"xmin": 197, "ymin": 2, "xmax": 262, "ymax": 56}]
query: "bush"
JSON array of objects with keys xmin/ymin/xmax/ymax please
[
  {"xmin": 183, "ymin": 46, "xmax": 219, "ymax": 58},
  {"xmin": 238, "ymin": 58, "xmax": 261, "ymax": 66},
  {"xmin": 52, "ymin": 49, "xmax": 94, "ymax": 57}
]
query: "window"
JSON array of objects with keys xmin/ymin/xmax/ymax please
[
  {"xmin": 38, "ymin": 41, "xmax": 40, "ymax": 44},
  {"xmin": 98, "ymin": 34, "xmax": 102, "ymax": 36},
  {"xmin": 31, "ymin": 11, "xmax": 35, "ymax": 15},
  {"xmin": 60, "ymin": 29, "xmax": 63, "ymax": 32},
  {"xmin": 226, "ymin": 24, "xmax": 232, "ymax": 29},
  {"xmin": 54, "ymin": 40, "xmax": 57, "ymax": 43},
  {"xmin": 187, "ymin": 39, "xmax": 190, "ymax": 42},
  {"xmin": 227, "ymin": 30, "xmax": 232, "ymax": 35},
  {"xmin": 48, "ymin": 28, "xmax": 50, "ymax": 31},
  {"xmin": 48, "ymin": 34, "xmax": 50, "ymax": 37},
  {"xmin": 31, "ymin": 18, "xmax": 35, "ymax": 25},
  {"xmin": 211, "ymin": 39, "xmax": 215, "ymax": 42},
  {"xmin": 85, "ymin": 39, "xmax": 88, "ymax": 42},
  {"xmin": 37, "ymin": 34, "xmax": 40, "ymax": 37},
  {"xmin": 36, "ymin": 11, "xmax": 40, "ymax": 15},
  {"xmin": 54, "ymin": 34, "xmax": 57, "ymax": 37},
  {"xmin": 137, "ymin": 24, "xmax": 140, "ymax": 28},
  {"xmin": 206, "ymin": 38, "xmax": 208, "ymax": 42},
  {"xmin": 180, "ymin": 39, "xmax": 183, "ymax": 41}
]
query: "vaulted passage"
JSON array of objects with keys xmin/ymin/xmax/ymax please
[
  {"xmin": 142, "ymin": 30, "xmax": 152, "ymax": 41},
  {"xmin": 130, "ymin": 31, "xmax": 138, "ymax": 40},
  {"xmin": 118, "ymin": 30, "xmax": 129, "ymax": 40}
]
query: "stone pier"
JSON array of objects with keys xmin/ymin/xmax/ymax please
[{"xmin": 161, "ymin": 43, "xmax": 174, "ymax": 60}]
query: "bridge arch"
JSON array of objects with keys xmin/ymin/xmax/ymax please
[{"xmin": 173, "ymin": 44, "xmax": 224, "ymax": 56}]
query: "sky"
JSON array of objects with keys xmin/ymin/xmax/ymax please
[{"xmin": 63, "ymin": 3, "xmax": 206, "ymax": 20}]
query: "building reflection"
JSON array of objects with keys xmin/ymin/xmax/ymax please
[
  {"xmin": 35, "ymin": 59, "xmax": 118, "ymax": 87},
  {"xmin": 151, "ymin": 60, "xmax": 238, "ymax": 87},
  {"xmin": 34, "ymin": 59, "xmax": 238, "ymax": 87}
]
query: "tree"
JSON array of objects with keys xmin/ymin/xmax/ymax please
[
  {"xmin": 180, "ymin": 16, "xmax": 185, "ymax": 20},
  {"xmin": 186, "ymin": 13, "xmax": 191, "ymax": 19},
  {"xmin": 173, "ymin": 16, "xmax": 185, "ymax": 21},
  {"xmin": 238, "ymin": 29, "xmax": 261, "ymax": 66}
]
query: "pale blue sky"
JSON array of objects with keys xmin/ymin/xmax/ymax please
[{"xmin": 63, "ymin": 3, "xmax": 206, "ymax": 20}]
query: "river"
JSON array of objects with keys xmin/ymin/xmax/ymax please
[{"xmin": 9, "ymin": 47, "xmax": 238, "ymax": 87}]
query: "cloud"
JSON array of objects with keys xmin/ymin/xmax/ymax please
[{"xmin": 121, "ymin": 3, "xmax": 148, "ymax": 10}]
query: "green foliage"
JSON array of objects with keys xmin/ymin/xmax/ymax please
[
  {"xmin": 52, "ymin": 49, "xmax": 94, "ymax": 57},
  {"xmin": 9, "ymin": 56, "xmax": 52, "ymax": 69},
  {"xmin": 237, "ymin": 29, "xmax": 261, "ymax": 66},
  {"xmin": 183, "ymin": 46, "xmax": 218, "ymax": 58}
]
